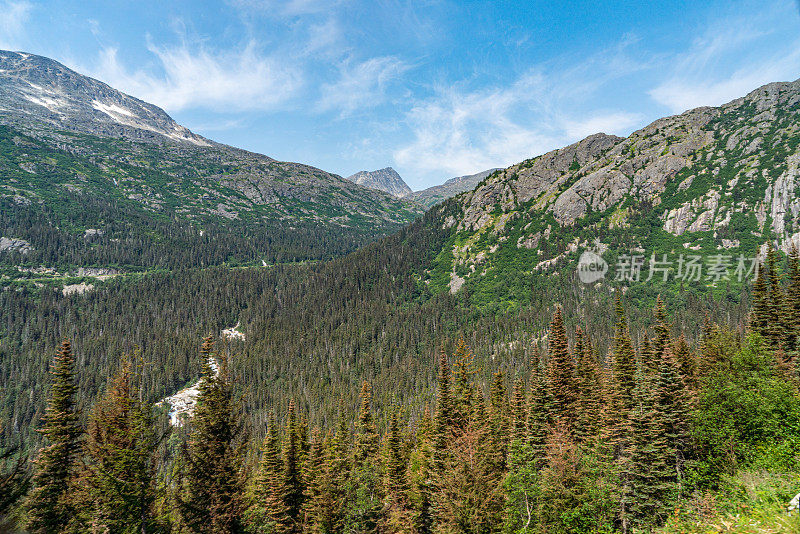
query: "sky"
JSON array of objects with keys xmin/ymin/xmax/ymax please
[{"xmin": 2, "ymin": 0, "xmax": 800, "ymax": 190}]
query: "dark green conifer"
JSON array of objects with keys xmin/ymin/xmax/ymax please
[
  {"xmin": 574, "ymin": 326, "xmax": 602, "ymax": 442},
  {"xmin": 178, "ymin": 337, "xmax": 243, "ymax": 534},
  {"xmin": 282, "ymin": 401, "xmax": 304, "ymax": 530},
  {"xmin": 546, "ymin": 306, "xmax": 576, "ymax": 427},
  {"xmin": 84, "ymin": 357, "xmax": 159, "ymax": 533},
  {"xmin": 25, "ymin": 340, "xmax": 82, "ymax": 534},
  {"xmin": 247, "ymin": 412, "xmax": 290, "ymax": 534},
  {"xmin": 509, "ymin": 379, "xmax": 527, "ymax": 443}
]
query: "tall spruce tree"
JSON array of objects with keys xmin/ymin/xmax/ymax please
[
  {"xmin": 84, "ymin": 357, "xmax": 159, "ymax": 533},
  {"xmin": 246, "ymin": 412, "xmax": 290, "ymax": 534},
  {"xmin": 178, "ymin": 337, "xmax": 243, "ymax": 534},
  {"xmin": 281, "ymin": 401, "xmax": 304, "ymax": 532},
  {"xmin": 574, "ymin": 326, "xmax": 602, "ymax": 442},
  {"xmin": 25, "ymin": 340, "xmax": 82, "ymax": 534},
  {"xmin": 546, "ymin": 307, "xmax": 576, "ymax": 428},
  {"xmin": 348, "ymin": 381, "xmax": 381, "ymax": 532}
]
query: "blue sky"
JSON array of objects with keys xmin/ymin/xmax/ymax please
[{"xmin": 2, "ymin": 1, "xmax": 800, "ymax": 189}]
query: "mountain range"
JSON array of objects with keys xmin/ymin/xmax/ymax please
[{"xmin": 0, "ymin": 50, "xmax": 424, "ymax": 269}]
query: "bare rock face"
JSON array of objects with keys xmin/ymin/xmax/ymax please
[
  {"xmin": 346, "ymin": 167, "xmax": 412, "ymax": 198},
  {"xmin": 406, "ymin": 168, "xmax": 501, "ymax": 208},
  {"xmin": 433, "ymin": 76, "xmax": 800, "ymax": 293}
]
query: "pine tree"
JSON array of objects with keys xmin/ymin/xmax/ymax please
[
  {"xmin": 574, "ymin": 326, "xmax": 602, "ymax": 442},
  {"xmin": 527, "ymin": 373, "xmax": 550, "ymax": 463},
  {"xmin": 382, "ymin": 408, "xmax": 411, "ymax": 531},
  {"xmin": 408, "ymin": 408, "xmax": 434, "ymax": 534},
  {"xmin": 509, "ymin": 379, "xmax": 527, "ymax": 443},
  {"xmin": 626, "ymin": 375, "xmax": 675, "ymax": 530},
  {"xmin": 0, "ymin": 428, "xmax": 29, "ymax": 524},
  {"xmin": 612, "ymin": 293, "xmax": 637, "ymax": 408},
  {"xmin": 348, "ymin": 381, "xmax": 381, "ymax": 532},
  {"xmin": 84, "ymin": 357, "xmax": 159, "ymax": 533},
  {"xmin": 451, "ymin": 336, "xmax": 478, "ymax": 432},
  {"xmin": 672, "ymin": 333, "xmax": 697, "ymax": 391},
  {"xmin": 25, "ymin": 340, "xmax": 82, "ymax": 534},
  {"xmin": 652, "ymin": 296, "xmax": 672, "ymax": 367},
  {"xmin": 655, "ymin": 347, "xmax": 691, "ymax": 492},
  {"xmin": 787, "ymin": 246, "xmax": 800, "ymax": 349},
  {"xmin": 300, "ymin": 428, "xmax": 323, "ymax": 533},
  {"xmin": 179, "ymin": 337, "xmax": 243, "ymax": 534},
  {"xmin": 433, "ymin": 349, "xmax": 453, "ymax": 447},
  {"xmin": 247, "ymin": 412, "xmax": 290, "ymax": 534},
  {"xmin": 281, "ymin": 401, "xmax": 304, "ymax": 531},
  {"xmin": 488, "ymin": 371, "xmax": 509, "ymax": 472},
  {"xmin": 750, "ymin": 261, "xmax": 770, "ymax": 337},
  {"xmin": 765, "ymin": 242, "xmax": 790, "ymax": 349},
  {"xmin": 546, "ymin": 306, "xmax": 576, "ymax": 427}
]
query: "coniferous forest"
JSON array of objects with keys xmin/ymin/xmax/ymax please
[{"xmin": 3, "ymin": 247, "xmax": 800, "ymax": 532}]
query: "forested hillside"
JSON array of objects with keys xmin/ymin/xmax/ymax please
[{"xmin": 3, "ymin": 273, "xmax": 799, "ymax": 532}]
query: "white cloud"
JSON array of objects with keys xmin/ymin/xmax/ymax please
[
  {"xmin": 0, "ymin": 1, "xmax": 31, "ymax": 50},
  {"xmin": 650, "ymin": 4, "xmax": 800, "ymax": 112},
  {"xmin": 229, "ymin": 0, "xmax": 344, "ymax": 17},
  {"xmin": 394, "ymin": 50, "xmax": 646, "ymax": 179},
  {"xmin": 316, "ymin": 56, "xmax": 409, "ymax": 116},
  {"xmin": 563, "ymin": 112, "xmax": 644, "ymax": 140},
  {"xmin": 88, "ymin": 40, "xmax": 303, "ymax": 112}
]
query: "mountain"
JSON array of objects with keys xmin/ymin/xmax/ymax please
[
  {"xmin": 414, "ymin": 78, "xmax": 800, "ymax": 308},
  {"xmin": 0, "ymin": 51, "xmax": 423, "ymax": 269},
  {"xmin": 346, "ymin": 167, "xmax": 413, "ymax": 197},
  {"xmin": 405, "ymin": 168, "xmax": 502, "ymax": 208}
]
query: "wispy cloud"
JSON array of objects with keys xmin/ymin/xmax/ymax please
[
  {"xmin": 394, "ymin": 46, "xmax": 647, "ymax": 179},
  {"xmin": 0, "ymin": 0, "xmax": 31, "ymax": 50},
  {"xmin": 87, "ymin": 40, "xmax": 303, "ymax": 112},
  {"xmin": 229, "ymin": 0, "xmax": 345, "ymax": 17},
  {"xmin": 316, "ymin": 56, "xmax": 409, "ymax": 116},
  {"xmin": 650, "ymin": 3, "xmax": 800, "ymax": 112}
]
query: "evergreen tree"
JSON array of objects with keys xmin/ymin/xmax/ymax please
[
  {"xmin": 246, "ymin": 412, "xmax": 290, "ymax": 534},
  {"xmin": 652, "ymin": 296, "xmax": 672, "ymax": 368},
  {"xmin": 672, "ymin": 333, "xmax": 697, "ymax": 391},
  {"xmin": 547, "ymin": 306, "xmax": 576, "ymax": 427},
  {"xmin": 526, "ymin": 373, "xmax": 550, "ymax": 463},
  {"xmin": 178, "ymin": 337, "xmax": 243, "ymax": 534},
  {"xmin": 84, "ymin": 357, "xmax": 160, "ymax": 533},
  {"xmin": 382, "ymin": 408, "xmax": 411, "ymax": 531},
  {"xmin": 408, "ymin": 408, "xmax": 434, "ymax": 534},
  {"xmin": 487, "ymin": 372, "xmax": 509, "ymax": 473},
  {"xmin": 25, "ymin": 340, "xmax": 82, "ymax": 534},
  {"xmin": 281, "ymin": 401, "xmax": 304, "ymax": 531},
  {"xmin": 626, "ymin": 375, "xmax": 674, "ymax": 530},
  {"xmin": 509, "ymin": 379, "xmax": 527, "ymax": 444},
  {"xmin": 0, "ymin": 434, "xmax": 29, "ymax": 525},
  {"xmin": 655, "ymin": 347, "xmax": 691, "ymax": 492},
  {"xmin": 348, "ymin": 381, "xmax": 381, "ymax": 533},
  {"xmin": 452, "ymin": 337, "xmax": 478, "ymax": 432},
  {"xmin": 574, "ymin": 326, "xmax": 601, "ymax": 442},
  {"xmin": 750, "ymin": 261, "xmax": 770, "ymax": 337}
]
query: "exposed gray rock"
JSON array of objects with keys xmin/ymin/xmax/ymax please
[
  {"xmin": 346, "ymin": 167, "xmax": 412, "ymax": 198},
  {"xmin": 0, "ymin": 237, "xmax": 32, "ymax": 254},
  {"xmin": 406, "ymin": 168, "xmax": 501, "ymax": 208}
]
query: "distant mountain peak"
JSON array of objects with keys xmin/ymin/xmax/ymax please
[
  {"xmin": 0, "ymin": 50, "xmax": 210, "ymax": 146},
  {"xmin": 346, "ymin": 167, "xmax": 412, "ymax": 198}
]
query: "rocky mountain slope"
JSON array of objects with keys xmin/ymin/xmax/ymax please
[
  {"xmin": 346, "ymin": 167, "xmax": 412, "ymax": 197},
  {"xmin": 0, "ymin": 51, "xmax": 423, "ymax": 270},
  {"xmin": 414, "ymin": 78, "xmax": 800, "ymax": 308},
  {"xmin": 406, "ymin": 168, "xmax": 501, "ymax": 208}
]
